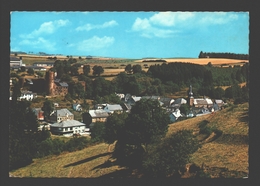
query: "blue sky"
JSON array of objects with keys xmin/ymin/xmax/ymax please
[{"xmin": 10, "ymin": 11, "xmax": 249, "ymax": 59}]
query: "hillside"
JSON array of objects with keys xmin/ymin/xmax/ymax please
[{"xmin": 9, "ymin": 102, "xmax": 248, "ymax": 178}]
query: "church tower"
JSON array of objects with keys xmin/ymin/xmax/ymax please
[{"xmin": 188, "ymin": 85, "xmax": 194, "ymax": 106}]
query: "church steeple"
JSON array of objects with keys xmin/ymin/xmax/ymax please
[
  {"xmin": 188, "ymin": 85, "xmax": 194, "ymax": 106},
  {"xmin": 188, "ymin": 85, "xmax": 193, "ymax": 98}
]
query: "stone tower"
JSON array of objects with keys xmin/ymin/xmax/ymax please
[
  {"xmin": 45, "ymin": 70, "xmax": 55, "ymax": 96},
  {"xmin": 188, "ymin": 85, "xmax": 194, "ymax": 106}
]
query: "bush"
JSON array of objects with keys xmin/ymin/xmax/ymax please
[
  {"xmin": 64, "ymin": 137, "xmax": 90, "ymax": 152},
  {"xmin": 142, "ymin": 130, "xmax": 201, "ymax": 177},
  {"xmin": 37, "ymin": 138, "xmax": 65, "ymax": 157},
  {"xmin": 90, "ymin": 122, "xmax": 106, "ymax": 143}
]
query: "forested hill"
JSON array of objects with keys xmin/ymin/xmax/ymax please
[
  {"xmin": 198, "ymin": 51, "xmax": 248, "ymax": 60},
  {"xmin": 147, "ymin": 62, "xmax": 213, "ymax": 86}
]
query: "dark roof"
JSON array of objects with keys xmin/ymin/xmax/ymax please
[
  {"xmin": 54, "ymin": 79, "xmax": 68, "ymax": 87},
  {"xmin": 160, "ymin": 97, "xmax": 174, "ymax": 106},
  {"xmin": 141, "ymin": 96, "xmax": 160, "ymax": 100},
  {"xmin": 57, "ymin": 82, "xmax": 68, "ymax": 87}
]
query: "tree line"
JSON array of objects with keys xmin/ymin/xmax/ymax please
[
  {"xmin": 57, "ymin": 61, "xmax": 248, "ymax": 104},
  {"xmin": 198, "ymin": 51, "xmax": 249, "ymax": 60}
]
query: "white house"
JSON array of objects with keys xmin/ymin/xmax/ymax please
[
  {"xmin": 103, "ymin": 104, "xmax": 123, "ymax": 114},
  {"xmin": 10, "ymin": 56, "xmax": 23, "ymax": 67},
  {"xmin": 19, "ymin": 90, "xmax": 37, "ymax": 101},
  {"xmin": 50, "ymin": 120, "xmax": 86, "ymax": 136},
  {"xmin": 169, "ymin": 109, "xmax": 182, "ymax": 123},
  {"xmin": 115, "ymin": 93, "xmax": 125, "ymax": 100},
  {"xmin": 72, "ymin": 103, "xmax": 82, "ymax": 111}
]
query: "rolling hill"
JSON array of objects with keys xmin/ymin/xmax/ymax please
[{"xmin": 9, "ymin": 102, "xmax": 248, "ymax": 178}]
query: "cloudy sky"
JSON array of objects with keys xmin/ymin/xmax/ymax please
[{"xmin": 10, "ymin": 11, "xmax": 249, "ymax": 59}]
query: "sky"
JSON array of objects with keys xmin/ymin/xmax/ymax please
[{"xmin": 10, "ymin": 11, "xmax": 249, "ymax": 59}]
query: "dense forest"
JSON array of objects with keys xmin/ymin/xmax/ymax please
[{"xmin": 198, "ymin": 51, "xmax": 249, "ymax": 60}]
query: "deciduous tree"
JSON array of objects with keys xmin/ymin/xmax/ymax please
[{"xmin": 42, "ymin": 99, "xmax": 54, "ymax": 122}]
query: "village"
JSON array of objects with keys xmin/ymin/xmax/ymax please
[{"xmin": 10, "ymin": 55, "xmax": 227, "ymax": 138}]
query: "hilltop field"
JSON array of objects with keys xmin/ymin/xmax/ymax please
[
  {"xmin": 13, "ymin": 54, "xmax": 249, "ymax": 81},
  {"xmin": 9, "ymin": 102, "xmax": 248, "ymax": 178}
]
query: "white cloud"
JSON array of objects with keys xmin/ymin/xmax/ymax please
[
  {"xmin": 76, "ymin": 36, "xmax": 115, "ymax": 51},
  {"xmin": 131, "ymin": 12, "xmax": 241, "ymax": 38},
  {"xmin": 20, "ymin": 19, "xmax": 70, "ymax": 39},
  {"xmin": 76, "ymin": 20, "xmax": 118, "ymax": 31},
  {"xmin": 149, "ymin": 12, "xmax": 194, "ymax": 26},
  {"xmin": 131, "ymin": 17, "xmax": 177, "ymax": 38},
  {"xmin": 198, "ymin": 12, "xmax": 239, "ymax": 25},
  {"xmin": 19, "ymin": 37, "xmax": 56, "ymax": 51},
  {"xmin": 132, "ymin": 18, "xmax": 151, "ymax": 31}
]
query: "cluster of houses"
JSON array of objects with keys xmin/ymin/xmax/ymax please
[
  {"xmin": 30, "ymin": 84, "xmax": 226, "ymax": 137},
  {"xmin": 10, "ymin": 56, "xmax": 54, "ymax": 71}
]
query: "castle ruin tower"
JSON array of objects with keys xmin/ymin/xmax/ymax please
[
  {"xmin": 45, "ymin": 70, "xmax": 55, "ymax": 96},
  {"xmin": 188, "ymin": 85, "xmax": 194, "ymax": 106}
]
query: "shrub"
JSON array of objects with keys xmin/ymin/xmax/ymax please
[
  {"xmin": 142, "ymin": 130, "xmax": 201, "ymax": 177},
  {"xmin": 37, "ymin": 138, "xmax": 65, "ymax": 157},
  {"xmin": 90, "ymin": 122, "xmax": 106, "ymax": 143},
  {"xmin": 64, "ymin": 137, "xmax": 90, "ymax": 152}
]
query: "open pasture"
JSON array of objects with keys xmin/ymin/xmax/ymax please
[{"xmin": 135, "ymin": 58, "xmax": 248, "ymax": 67}]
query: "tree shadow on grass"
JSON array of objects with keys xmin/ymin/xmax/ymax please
[{"xmin": 63, "ymin": 152, "xmax": 112, "ymax": 168}]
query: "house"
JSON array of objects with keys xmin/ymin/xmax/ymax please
[
  {"xmin": 45, "ymin": 71, "xmax": 68, "ymax": 96},
  {"xmin": 38, "ymin": 122, "xmax": 51, "ymax": 131},
  {"xmin": 159, "ymin": 97, "xmax": 175, "ymax": 108},
  {"xmin": 173, "ymin": 98, "xmax": 187, "ymax": 105},
  {"xmin": 53, "ymin": 102, "xmax": 59, "ymax": 107},
  {"xmin": 141, "ymin": 96, "xmax": 160, "ymax": 101},
  {"xmin": 94, "ymin": 104, "xmax": 106, "ymax": 110},
  {"xmin": 50, "ymin": 120, "xmax": 86, "ymax": 136},
  {"xmin": 115, "ymin": 93, "xmax": 125, "ymax": 100},
  {"xmin": 214, "ymin": 99, "xmax": 225, "ymax": 108},
  {"xmin": 121, "ymin": 103, "xmax": 132, "ymax": 113},
  {"xmin": 50, "ymin": 108, "xmax": 74, "ymax": 123},
  {"xmin": 33, "ymin": 61, "xmax": 55, "ymax": 67},
  {"xmin": 124, "ymin": 94, "xmax": 132, "ymax": 102},
  {"xmin": 73, "ymin": 103, "xmax": 82, "ymax": 111},
  {"xmin": 196, "ymin": 107, "xmax": 211, "ymax": 116},
  {"xmin": 10, "ymin": 56, "xmax": 23, "ymax": 67},
  {"xmin": 32, "ymin": 108, "xmax": 44, "ymax": 121},
  {"xmin": 19, "ymin": 90, "xmax": 37, "ymax": 101},
  {"xmin": 103, "ymin": 104, "xmax": 123, "ymax": 114},
  {"xmin": 25, "ymin": 65, "xmax": 47, "ymax": 71},
  {"xmin": 53, "ymin": 79, "xmax": 69, "ymax": 96},
  {"xmin": 169, "ymin": 109, "xmax": 182, "ymax": 123},
  {"xmin": 126, "ymin": 95, "xmax": 142, "ymax": 105},
  {"xmin": 193, "ymin": 98, "xmax": 213, "ymax": 108},
  {"xmin": 88, "ymin": 110, "xmax": 109, "ymax": 123}
]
